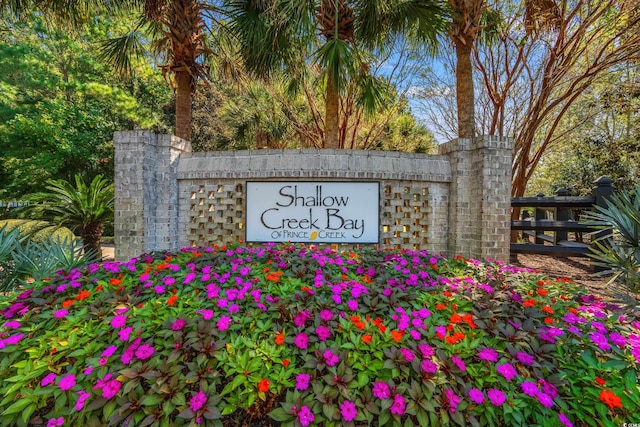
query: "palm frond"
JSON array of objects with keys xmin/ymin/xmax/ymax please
[{"xmin": 98, "ymin": 21, "xmax": 147, "ymax": 76}]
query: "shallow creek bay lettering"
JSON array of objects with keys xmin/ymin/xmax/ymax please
[{"xmin": 259, "ymin": 185, "xmax": 365, "ymax": 239}]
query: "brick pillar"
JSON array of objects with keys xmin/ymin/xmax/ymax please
[
  {"xmin": 438, "ymin": 136, "xmax": 513, "ymax": 262},
  {"xmin": 114, "ymin": 131, "xmax": 191, "ymax": 261}
]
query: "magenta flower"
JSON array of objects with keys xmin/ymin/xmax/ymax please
[
  {"xmin": 315, "ymin": 325, "xmax": 331, "ymax": 341},
  {"xmin": 339, "ymin": 400, "xmax": 358, "ymax": 422},
  {"xmin": 468, "ymin": 388, "xmax": 485, "ymax": 404},
  {"xmin": 293, "ymin": 311, "xmax": 309, "ymax": 327},
  {"xmin": 197, "ymin": 309, "xmax": 214, "ymax": 320},
  {"xmin": 4, "ymin": 333, "xmax": 24, "ymax": 345},
  {"xmin": 118, "ymin": 327, "xmax": 133, "ymax": 341},
  {"xmin": 3, "ymin": 320, "xmax": 20, "ymax": 329},
  {"xmin": 399, "ymin": 348, "xmax": 415, "ymax": 362},
  {"xmin": 83, "ymin": 366, "xmax": 94, "ymax": 376},
  {"xmin": 487, "ymin": 388, "xmax": 506, "ymax": 406},
  {"xmin": 390, "ymin": 394, "xmax": 406, "ymax": 415},
  {"xmin": 298, "ymin": 405, "xmax": 315, "ymax": 427},
  {"xmin": 154, "ymin": 285, "xmax": 165, "ymax": 294},
  {"xmin": 445, "ymin": 389, "xmax": 461, "ymax": 413},
  {"xmin": 496, "ymin": 363, "xmax": 518, "ymax": 381},
  {"xmin": 41, "ymin": 372, "xmax": 57, "ymax": 387},
  {"xmin": 189, "ymin": 390, "xmax": 208, "ymax": 412},
  {"xmin": 539, "ymin": 380, "xmax": 558, "ymax": 398},
  {"xmin": 93, "ymin": 373, "xmax": 113, "ymax": 390},
  {"xmin": 110, "ymin": 315, "xmax": 127, "ymax": 329},
  {"xmin": 347, "ymin": 299, "xmax": 358, "ymax": 311},
  {"xmin": 75, "ymin": 390, "xmax": 90, "ymax": 411},
  {"xmin": 417, "ymin": 343, "xmax": 434, "ymax": 358},
  {"xmin": 59, "ymin": 374, "xmax": 76, "ymax": 391},
  {"xmin": 319, "ymin": 309, "xmax": 333, "ymax": 321},
  {"xmin": 324, "ymin": 349, "xmax": 339, "ymax": 366},
  {"xmin": 521, "ymin": 381, "xmax": 538, "ymax": 396},
  {"xmin": 478, "ymin": 348, "xmax": 499, "ymax": 362},
  {"xmin": 171, "ymin": 319, "xmax": 186, "ymax": 331},
  {"xmin": 295, "ymin": 373, "xmax": 311, "ymax": 391},
  {"xmin": 135, "ymin": 343, "xmax": 155, "ymax": 360},
  {"xmin": 54, "ymin": 310, "xmax": 68, "ymax": 319},
  {"xmin": 516, "ymin": 352, "xmax": 535, "ymax": 365},
  {"xmin": 102, "ymin": 379, "xmax": 122, "ymax": 399},
  {"xmin": 421, "ymin": 360, "xmax": 438, "ymax": 373},
  {"xmin": 558, "ymin": 413, "xmax": 574, "ymax": 427},
  {"xmin": 217, "ymin": 315, "xmax": 231, "ymax": 331},
  {"xmin": 294, "ymin": 333, "xmax": 309, "ymax": 350},
  {"xmin": 536, "ymin": 392, "xmax": 554, "ymax": 408},
  {"xmin": 451, "ymin": 355, "xmax": 466, "ymax": 371},
  {"xmin": 372, "ymin": 381, "xmax": 391, "ymax": 399},
  {"xmin": 46, "ymin": 417, "xmax": 64, "ymax": 427},
  {"xmin": 101, "ymin": 345, "xmax": 118, "ymax": 358}
]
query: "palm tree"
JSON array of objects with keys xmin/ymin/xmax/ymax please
[
  {"xmin": 1, "ymin": 0, "xmax": 222, "ymax": 142},
  {"xmin": 23, "ymin": 175, "xmax": 114, "ymax": 255},
  {"xmin": 227, "ymin": 0, "xmax": 447, "ymax": 148}
]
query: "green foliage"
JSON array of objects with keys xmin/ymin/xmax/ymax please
[
  {"xmin": 0, "ymin": 244, "xmax": 638, "ymax": 426},
  {"xmin": 583, "ymin": 186, "xmax": 640, "ymax": 293},
  {"xmin": 0, "ymin": 219, "xmax": 75, "ymax": 244}
]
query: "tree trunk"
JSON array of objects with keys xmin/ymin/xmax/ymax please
[
  {"xmin": 81, "ymin": 222, "xmax": 104, "ymax": 258},
  {"xmin": 175, "ymin": 70, "xmax": 193, "ymax": 141},
  {"xmin": 324, "ymin": 75, "xmax": 341, "ymax": 148},
  {"xmin": 455, "ymin": 41, "xmax": 476, "ymax": 139}
]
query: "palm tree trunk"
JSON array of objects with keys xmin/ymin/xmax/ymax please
[
  {"xmin": 175, "ymin": 70, "xmax": 193, "ymax": 141},
  {"xmin": 81, "ymin": 223, "xmax": 104, "ymax": 257},
  {"xmin": 324, "ymin": 75, "xmax": 341, "ymax": 148},
  {"xmin": 455, "ymin": 41, "xmax": 475, "ymax": 139}
]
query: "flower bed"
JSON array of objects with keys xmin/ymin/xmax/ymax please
[{"xmin": 0, "ymin": 243, "xmax": 639, "ymax": 426}]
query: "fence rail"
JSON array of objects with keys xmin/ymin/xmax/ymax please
[{"xmin": 510, "ymin": 177, "xmax": 614, "ymax": 258}]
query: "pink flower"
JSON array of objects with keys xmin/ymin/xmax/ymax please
[
  {"xmin": 118, "ymin": 327, "xmax": 133, "ymax": 341},
  {"xmin": 487, "ymin": 388, "xmax": 506, "ymax": 406},
  {"xmin": 293, "ymin": 311, "xmax": 309, "ymax": 327},
  {"xmin": 135, "ymin": 343, "xmax": 155, "ymax": 360},
  {"xmin": 421, "ymin": 360, "xmax": 438, "ymax": 373},
  {"xmin": 41, "ymin": 372, "xmax": 56, "ymax": 387},
  {"xmin": 295, "ymin": 373, "xmax": 311, "ymax": 390},
  {"xmin": 93, "ymin": 373, "xmax": 113, "ymax": 390},
  {"xmin": 189, "ymin": 390, "xmax": 207, "ymax": 412},
  {"xmin": 54, "ymin": 310, "xmax": 68, "ymax": 318},
  {"xmin": 171, "ymin": 319, "xmax": 186, "ymax": 331},
  {"xmin": 59, "ymin": 374, "xmax": 76, "ymax": 391},
  {"xmin": 399, "ymin": 348, "xmax": 415, "ymax": 362},
  {"xmin": 46, "ymin": 417, "xmax": 64, "ymax": 427},
  {"xmin": 516, "ymin": 352, "xmax": 535, "ymax": 365},
  {"xmin": 294, "ymin": 333, "xmax": 309, "ymax": 350},
  {"xmin": 390, "ymin": 394, "xmax": 406, "ymax": 415},
  {"xmin": 217, "ymin": 315, "xmax": 231, "ymax": 331},
  {"xmin": 339, "ymin": 400, "xmax": 357, "ymax": 422},
  {"xmin": 478, "ymin": 348, "xmax": 499, "ymax": 362},
  {"xmin": 417, "ymin": 344, "xmax": 434, "ymax": 358},
  {"xmin": 536, "ymin": 392, "xmax": 554, "ymax": 408},
  {"xmin": 347, "ymin": 299, "xmax": 358, "ymax": 310},
  {"xmin": 372, "ymin": 381, "xmax": 391, "ymax": 399},
  {"xmin": 324, "ymin": 349, "xmax": 339, "ymax": 366},
  {"xmin": 197, "ymin": 309, "xmax": 214, "ymax": 320},
  {"xmin": 75, "ymin": 390, "xmax": 90, "ymax": 411},
  {"xmin": 469, "ymin": 388, "xmax": 484, "ymax": 404},
  {"xmin": 101, "ymin": 345, "xmax": 118, "ymax": 358},
  {"xmin": 83, "ymin": 366, "xmax": 94, "ymax": 376},
  {"xmin": 3, "ymin": 320, "xmax": 20, "ymax": 329},
  {"xmin": 496, "ymin": 363, "xmax": 518, "ymax": 381},
  {"xmin": 110, "ymin": 315, "xmax": 127, "ymax": 329},
  {"xmin": 451, "ymin": 355, "xmax": 466, "ymax": 371},
  {"xmin": 445, "ymin": 389, "xmax": 461, "ymax": 413},
  {"xmin": 319, "ymin": 309, "xmax": 333, "ymax": 321},
  {"xmin": 102, "ymin": 379, "xmax": 121, "ymax": 399},
  {"xmin": 558, "ymin": 413, "xmax": 574, "ymax": 427},
  {"xmin": 315, "ymin": 325, "xmax": 331, "ymax": 341},
  {"xmin": 298, "ymin": 405, "xmax": 314, "ymax": 427},
  {"xmin": 521, "ymin": 381, "xmax": 538, "ymax": 396}
]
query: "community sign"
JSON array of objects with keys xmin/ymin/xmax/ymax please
[{"xmin": 245, "ymin": 181, "xmax": 380, "ymax": 243}]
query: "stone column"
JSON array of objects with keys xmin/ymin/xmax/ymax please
[
  {"xmin": 439, "ymin": 136, "xmax": 513, "ymax": 262},
  {"xmin": 113, "ymin": 131, "xmax": 191, "ymax": 261}
]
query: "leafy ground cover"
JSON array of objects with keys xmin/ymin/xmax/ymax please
[{"xmin": 0, "ymin": 243, "xmax": 639, "ymax": 427}]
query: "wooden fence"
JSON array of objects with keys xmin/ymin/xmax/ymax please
[{"xmin": 510, "ymin": 177, "xmax": 614, "ymax": 257}]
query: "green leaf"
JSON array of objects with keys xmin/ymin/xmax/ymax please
[
  {"xmin": 220, "ymin": 375, "xmax": 246, "ymax": 397},
  {"xmin": 269, "ymin": 407, "xmax": 292, "ymax": 422},
  {"xmin": 2, "ymin": 398, "xmax": 32, "ymax": 415},
  {"xmin": 141, "ymin": 394, "xmax": 165, "ymax": 406}
]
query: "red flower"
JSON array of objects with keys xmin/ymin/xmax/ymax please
[
  {"xmin": 62, "ymin": 300, "xmax": 74, "ymax": 308},
  {"xmin": 436, "ymin": 303, "xmax": 447, "ymax": 311},
  {"xmin": 542, "ymin": 305, "xmax": 554, "ymax": 314},
  {"xmin": 258, "ymin": 379, "xmax": 270, "ymax": 393},
  {"xmin": 361, "ymin": 334, "xmax": 372, "ymax": 344},
  {"xmin": 266, "ymin": 271, "xmax": 283, "ymax": 282},
  {"xmin": 275, "ymin": 333, "xmax": 285, "ymax": 345},
  {"xmin": 595, "ymin": 377, "xmax": 606, "ymax": 386},
  {"xmin": 96, "ymin": 284, "xmax": 104, "ymax": 292},
  {"xmin": 462, "ymin": 314, "xmax": 477, "ymax": 329},
  {"xmin": 75, "ymin": 290, "xmax": 91, "ymax": 301},
  {"xmin": 282, "ymin": 359, "xmax": 290, "ymax": 367},
  {"xmin": 109, "ymin": 278, "xmax": 122, "ymax": 286},
  {"xmin": 523, "ymin": 299, "xmax": 537, "ymax": 307},
  {"xmin": 544, "ymin": 317, "xmax": 554, "ymax": 324},
  {"xmin": 450, "ymin": 313, "xmax": 463, "ymax": 324},
  {"xmin": 599, "ymin": 390, "xmax": 622, "ymax": 410},
  {"xmin": 391, "ymin": 330, "xmax": 404, "ymax": 343},
  {"xmin": 537, "ymin": 288, "xmax": 549, "ymax": 297},
  {"xmin": 167, "ymin": 295, "xmax": 178, "ymax": 306}
]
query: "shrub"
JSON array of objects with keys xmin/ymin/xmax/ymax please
[
  {"xmin": 0, "ymin": 243, "xmax": 638, "ymax": 427},
  {"xmin": 0, "ymin": 219, "xmax": 75, "ymax": 244}
]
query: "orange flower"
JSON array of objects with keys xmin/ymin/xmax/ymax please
[
  {"xmin": 282, "ymin": 359, "xmax": 290, "ymax": 367},
  {"xmin": 275, "ymin": 333, "xmax": 285, "ymax": 345},
  {"xmin": 537, "ymin": 288, "xmax": 548, "ymax": 297},
  {"xmin": 75, "ymin": 290, "xmax": 91, "ymax": 301},
  {"xmin": 462, "ymin": 314, "xmax": 477, "ymax": 329},
  {"xmin": 62, "ymin": 300, "xmax": 74, "ymax": 308},
  {"xmin": 446, "ymin": 332, "xmax": 465, "ymax": 345},
  {"xmin": 167, "ymin": 295, "xmax": 178, "ymax": 306},
  {"xmin": 266, "ymin": 271, "xmax": 283, "ymax": 282},
  {"xmin": 96, "ymin": 284, "xmax": 104, "ymax": 292},
  {"xmin": 523, "ymin": 299, "xmax": 537, "ymax": 307},
  {"xmin": 258, "ymin": 379, "xmax": 270, "ymax": 392},
  {"xmin": 361, "ymin": 334, "xmax": 372, "ymax": 344},
  {"xmin": 544, "ymin": 317, "xmax": 554, "ymax": 324},
  {"xmin": 595, "ymin": 377, "xmax": 606, "ymax": 386},
  {"xmin": 436, "ymin": 303, "xmax": 447, "ymax": 311},
  {"xmin": 541, "ymin": 305, "xmax": 554, "ymax": 314},
  {"xmin": 450, "ymin": 313, "xmax": 463, "ymax": 324},
  {"xmin": 391, "ymin": 330, "xmax": 404, "ymax": 343},
  {"xmin": 109, "ymin": 278, "xmax": 122, "ymax": 286},
  {"xmin": 443, "ymin": 291, "xmax": 453, "ymax": 297},
  {"xmin": 599, "ymin": 390, "xmax": 622, "ymax": 410}
]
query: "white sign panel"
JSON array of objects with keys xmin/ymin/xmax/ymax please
[{"xmin": 246, "ymin": 181, "xmax": 380, "ymax": 243}]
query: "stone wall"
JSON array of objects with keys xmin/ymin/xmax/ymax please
[{"xmin": 114, "ymin": 131, "xmax": 512, "ymax": 262}]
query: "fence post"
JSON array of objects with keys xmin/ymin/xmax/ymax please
[
  {"xmin": 555, "ymin": 188, "xmax": 569, "ymax": 244},
  {"xmin": 591, "ymin": 176, "xmax": 615, "ymax": 272}
]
